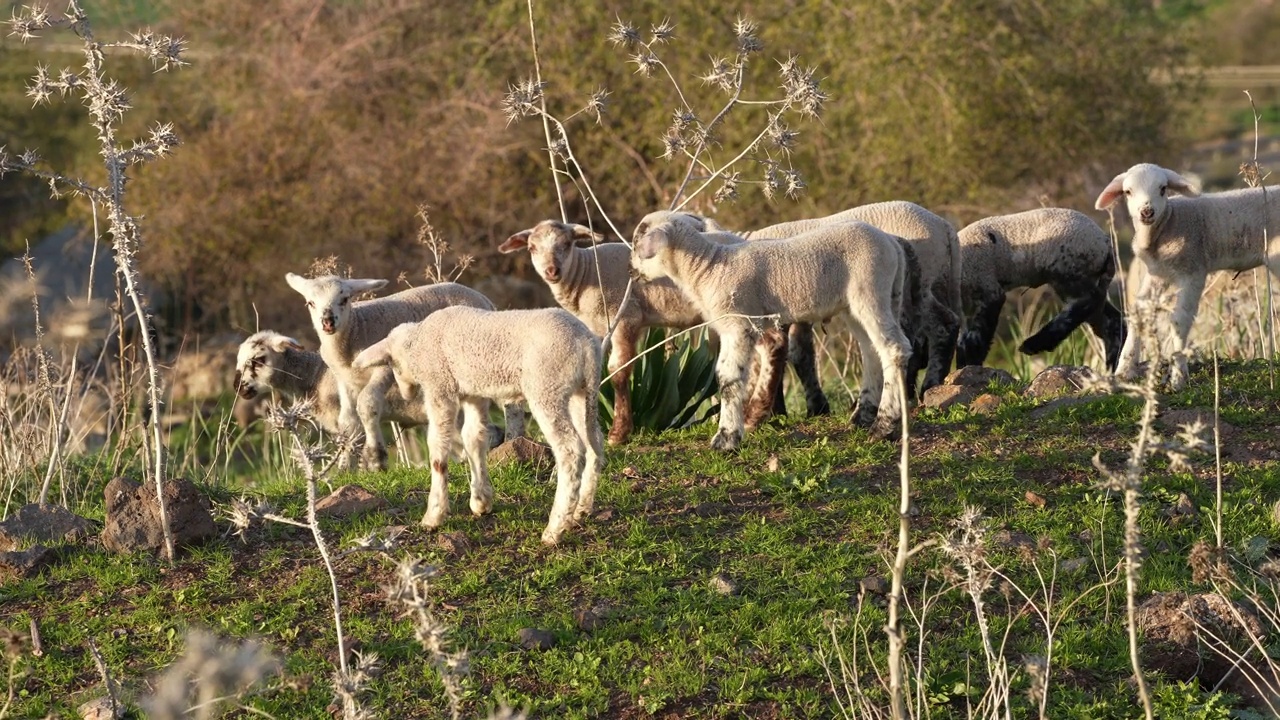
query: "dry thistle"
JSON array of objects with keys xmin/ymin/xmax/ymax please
[
  {"xmin": 700, "ymin": 56, "xmax": 737, "ymax": 93},
  {"xmin": 501, "ymin": 78, "xmax": 545, "ymax": 125},
  {"xmin": 607, "ymin": 18, "xmax": 641, "ymax": 47},
  {"xmin": 733, "ymin": 17, "xmax": 763, "ymax": 55},
  {"xmin": 649, "ymin": 18, "xmax": 675, "ymax": 44},
  {"xmin": 384, "ymin": 555, "xmax": 471, "ymax": 719},
  {"xmin": 145, "ymin": 629, "xmax": 279, "ymax": 720},
  {"xmin": 1189, "ymin": 539, "xmax": 1232, "ymax": 585},
  {"xmin": 628, "ymin": 51, "xmax": 660, "ymax": 77}
]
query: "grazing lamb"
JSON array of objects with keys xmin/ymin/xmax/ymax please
[
  {"xmin": 284, "ymin": 274, "xmax": 501, "ymax": 470},
  {"xmin": 352, "ymin": 307, "xmax": 604, "ymax": 545},
  {"xmin": 741, "ymin": 201, "xmax": 964, "ymax": 398},
  {"xmin": 1095, "ymin": 163, "xmax": 1280, "ymax": 388},
  {"xmin": 631, "ymin": 212, "xmax": 913, "ymax": 448},
  {"xmin": 499, "ymin": 220, "xmax": 828, "ymax": 444},
  {"xmin": 955, "ymin": 208, "xmax": 1126, "ymax": 371},
  {"xmin": 232, "ymin": 330, "xmax": 522, "ymax": 446}
]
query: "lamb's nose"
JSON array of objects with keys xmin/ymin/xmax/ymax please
[{"xmin": 1140, "ymin": 207, "xmax": 1154, "ymax": 221}]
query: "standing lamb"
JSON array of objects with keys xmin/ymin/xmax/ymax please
[
  {"xmin": 631, "ymin": 212, "xmax": 913, "ymax": 448},
  {"xmin": 955, "ymin": 208, "xmax": 1126, "ymax": 371},
  {"xmin": 284, "ymin": 274, "xmax": 502, "ymax": 470},
  {"xmin": 1095, "ymin": 162, "xmax": 1280, "ymax": 388},
  {"xmin": 498, "ymin": 220, "xmax": 828, "ymax": 445},
  {"xmin": 352, "ymin": 307, "xmax": 604, "ymax": 545},
  {"xmin": 232, "ymin": 330, "xmax": 522, "ymax": 446},
  {"xmin": 740, "ymin": 201, "xmax": 964, "ymax": 398}
]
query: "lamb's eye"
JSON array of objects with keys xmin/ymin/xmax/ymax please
[
  {"xmin": 339, "ymin": 297, "xmax": 349, "ymax": 306},
  {"xmin": 1123, "ymin": 189, "xmax": 1131, "ymax": 196},
  {"xmin": 1159, "ymin": 186, "xmax": 1166, "ymax": 196},
  {"xmin": 306, "ymin": 300, "xmax": 314, "ymax": 308}
]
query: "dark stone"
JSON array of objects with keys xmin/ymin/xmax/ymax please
[
  {"xmin": 1024, "ymin": 365, "xmax": 1098, "ymax": 399},
  {"xmin": 945, "ymin": 366, "xmax": 1018, "ymax": 390},
  {"xmin": 516, "ymin": 627, "xmax": 555, "ymax": 651},
  {"xmin": 101, "ymin": 477, "xmax": 217, "ymax": 555},
  {"xmin": 921, "ymin": 384, "xmax": 978, "ymax": 411},
  {"xmin": 0, "ymin": 544, "xmax": 56, "ymax": 581},
  {"xmin": 859, "ymin": 576, "xmax": 888, "ymax": 596},
  {"xmin": 436, "ymin": 531, "xmax": 473, "ymax": 557},
  {"xmin": 487, "ymin": 437, "xmax": 554, "ymax": 469},
  {"xmin": 315, "ymin": 484, "xmax": 387, "ymax": 519},
  {"xmin": 0, "ymin": 503, "xmax": 93, "ymax": 552},
  {"xmin": 573, "ymin": 606, "xmax": 605, "ymax": 632},
  {"xmin": 969, "ymin": 393, "xmax": 1002, "ymax": 415}
]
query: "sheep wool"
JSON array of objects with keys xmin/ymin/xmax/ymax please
[
  {"xmin": 352, "ymin": 307, "xmax": 604, "ymax": 545},
  {"xmin": 284, "ymin": 274, "xmax": 499, "ymax": 469},
  {"xmin": 956, "ymin": 208, "xmax": 1125, "ymax": 371},
  {"xmin": 632, "ymin": 211, "xmax": 913, "ymax": 448},
  {"xmin": 1096, "ymin": 162, "xmax": 1280, "ymax": 388}
]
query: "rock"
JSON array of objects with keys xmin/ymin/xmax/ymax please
[
  {"xmin": 969, "ymin": 393, "xmax": 1002, "ymax": 415},
  {"xmin": 0, "ymin": 544, "xmax": 56, "ymax": 581},
  {"xmin": 994, "ymin": 529, "xmax": 1036, "ymax": 550},
  {"xmin": 1059, "ymin": 557, "xmax": 1089, "ymax": 574},
  {"xmin": 945, "ymin": 366, "xmax": 1018, "ymax": 390},
  {"xmin": 101, "ymin": 477, "xmax": 217, "ymax": 556},
  {"xmin": 1025, "ymin": 491, "xmax": 1047, "ymax": 509},
  {"xmin": 1137, "ymin": 591, "xmax": 1270, "ymax": 706},
  {"xmin": 859, "ymin": 576, "xmax": 888, "ymax": 596},
  {"xmin": 315, "ymin": 484, "xmax": 387, "ymax": 519},
  {"xmin": 516, "ymin": 627, "xmax": 555, "ymax": 651},
  {"xmin": 1027, "ymin": 396, "xmax": 1094, "ymax": 420},
  {"xmin": 1024, "ymin": 365, "xmax": 1098, "ymax": 399},
  {"xmin": 78, "ymin": 695, "xmax": 124, "ymax": 720},
  {"xmin": 0, "ymin": 503, "xmax": 93, "ymax": 551},
  {"xmin": 487, "ymin": 437, "xmax": 553, "ymax": 468},
  {"xmin": 573, "ymin": 605, "xmax": 605, "ymax": 632},
  {"xmin": 592, "ymin": 508, "xmax": 615, "ymax": 523},
  {"xmin": 709, "ymin": 572, "xmax": 738, "ymax": 596},
  {"xmin": 436, "ymin": 531, "xmax": 472, "ymax": 557},
  {"xmin": 1164, "ymin": 492, "xmax": 1196, "ymax": 522},
  {"xmin": 921, "ymin": 384, "xmax": 978, "ymax": 411}
]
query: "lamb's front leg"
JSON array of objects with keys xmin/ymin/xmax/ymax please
[
  {"xmin": 335, "ymin": 379, "xmax": 361, "ymax": 470},
  {"xmin": 710, "ymin": 323, "xmax": 755, "ymax": 451},
  {"xmin": 460, "ymin": 398, "xmax": 494, "ymax": 517},
  {"xmin": 606, "ymin": 325, "xmax": 638, "ymax": 445},
  {"xmin": 357, "ymin": 368, "xmax": 394, "ymax": 471},
  {"xmin": 1115, "ymin": 263, "xmax": 1154, "ymax": 381},
  {"xmin": 1166, "ymin": 273, "xmax": 1206, "ymax": 390},
  {"xmin": 421, "ymin": 399, "xmax": 459, "ymax": 530}
]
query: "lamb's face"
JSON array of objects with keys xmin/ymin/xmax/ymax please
[
  {"xmin": 285, "ymin": 273, "xmax": 387, "ymax": 336},
  {"xmin": 234, "ymin": 332, "xmax": 301, "ymax": 399},
  {"xmin": 499, "ymin": 220, "xmax": 601, "ymax": 286},
  {"xmin": 1095, "ymin": 163, "xmax": 1198, "ymax": 227}
]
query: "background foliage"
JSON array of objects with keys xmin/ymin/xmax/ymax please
[{"xmin": 0, "ymin": 0, "xmax": 1256, "ymax": 341}]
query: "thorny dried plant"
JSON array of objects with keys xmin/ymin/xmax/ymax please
[
  {"xmin": 143, "ymin": 629, "xmax": 280, "ymax": 720},
  {"xmin": 384, "ymin": 556, "xmax": 471, "ymax": 720},
  {"xmin": 1241, "ymin": 90, "xmax": 1277, "ymax": 389},
  {"xmin": 417, "ymin": 205, "xmax": 475, "ymax": 286},
  {"xmin": 2, "ymin": 1, "xmax": 187, "ymax": 562},
  {"xmin": 0, "ymin": 627, "xmax": 29, "ymax": 719}
]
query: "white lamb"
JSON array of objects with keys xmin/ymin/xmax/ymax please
[
  {"xmin": 352, "ymin": 307, "xmax": 604, "ymax": 545},
  {"xmin": 284, "ymin": 274, "xmax": 502, "ymax": 470},
  {"xmin": 1095, "ymin": 163, "xmax": 1280, "ymax": 388},
  {"xmin": 631, "ymin": 212, "xmax": 913, "ymax": 448},
  {"xmin": 738, "ymin": 201, "xmax": 963, "ymax": 397},
  {"xmin": 232, "ymin": 330, "xmax": 522, "ymax": 446},
  {"xmin": 499, "ymin": 220, "xmax": 827, "ymax": 444},
  {"xmin": 955, "ymin": 208, "xmax": 1126, "ymax": 371}
]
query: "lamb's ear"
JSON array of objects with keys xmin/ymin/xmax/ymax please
[
  {"xmin": 634, "ymin": 227, "xmax": 668, "ymax": 260},
  {"xmin": 344, "ymin": 278, "xmax": 388, "ymax": 294},
  {"xmin": 268, "ymin": 334, "xmax": 304, "ymax": 353},
  {"xmin": 1164, "ymin": 168, "xmax": 1200, "ymax": 197},
  {"xmin": 568, "ymin": 224, "xmax": 603, "ymax": 243},
  {"xmin": 285, "ymin": 272, "xmax": 311, "ymax": 295},
  {"xmin": 1094, "ymin": 172, "xmax": 1128, "ymax": 210},
  {"xmin": 352, "ymin": 339, "xmax": 392, "ymax": 370},
  {"xmin": 498, "ymin": 230, "xmax": 531, "ymax": 253}
]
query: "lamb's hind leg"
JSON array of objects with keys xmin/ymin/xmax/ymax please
[
  {"xmin": 460, "ymin": 398, "xmax": 494, "ymax": 517},
  {"xmin": 867, "ymin": 315, "xmax": 913, "ymax": 441},
  {"xmin": 605, "ymin": 325, "xmax": 638, "ymax": 445},
  {"xmin": 421, "ymin": 397, "xmax": 459, "ymax": 530},
  {"xmin": 744, "ymin": 326, "xmax": 788, "ymax": 431},
  {"xmin": 357, "ymin": 368, "xmax": 394, "ymax": 471},
  {"xmin": 788, "ymin": 322, "xmax": 830, "ymax": 416},
  {"xmin": 849, "ymin": 323, "xmax": 880, "ymax": 428},
  {"xmin": 568, "ymin": 387, "xmax": 605, "ymax": 521},
  {"xmin": 533, "ymin": 400, "xmax": 585, "ymax": 545},
  {"xmin": 955, "ymin": 294, "xmax": 1004, "ymax": 368},
  {"xmin": 922, "ymin": 297, "xmax": 961, "ymax": 395}
]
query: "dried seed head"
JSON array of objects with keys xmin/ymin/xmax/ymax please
[
  {"xmin": 608, "ymin": 18, "xmax": 641, "ymax": 47},
  {"xmin": 629, "ymin": 51, "xmax": 659, "ymax": 77},
  {"xmin": 650, "ymin": 18, "xmax": 675, "ymax": 44},
  {"xmin": 766, "ymin": 112, "xmax": 798, "ymax": 153},
  {"xmin": 660, "ymin": 130, "xmax": 686, "ymax": 160},
  {"xmin": 670, "ymin": 108, "xmax": 697, "ymax": 133},
  {"xmin": 584, "ymin": 87, "xmax": 610, "ymax": 123},
  {"xmin": 781, "ymin": 168, "xmax": 805, "ymax": 199},
  {"xmin": 713, "ymin": 172, "xmax": 741, "ymax": 204},
  {"xmin": 701, "ymin": 56, "xmax": 737, "ymax": 94},
  {"xmin": 779, "ymin": 55, "xmax": 828, "ymax": 118},
  {"xmin": 502, "ymin": 78, "xmax": 545, "ymax": 125},
  {"xmin": 734, "ymin": 17, "xmax": 763, "ymax": 55},
  {"xmin": 8, "ymin": 4, "xmax": 55, "ymax": 41}
]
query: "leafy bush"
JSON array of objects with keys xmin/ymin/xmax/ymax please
[{"xmin": 599, "ymin": 328, "xmax": 718, "ymax": 434}]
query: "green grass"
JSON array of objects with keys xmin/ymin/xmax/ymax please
[{"xmin": 3, "ymin": 361, "xmax": 1279, "ymax": 718}]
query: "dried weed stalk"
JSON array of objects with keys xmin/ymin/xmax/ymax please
[
  {"xmin": 143, "ymin": 629, "xmax": 280, "ymax": 720},
  {"xmin": 3, "ymin": 1, "xmax": 186, "ymax": 561}
]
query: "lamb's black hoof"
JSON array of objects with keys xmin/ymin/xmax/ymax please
[{"xmin": 710, "ymin": 429, "xmax": 742, "ymax": 452}]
